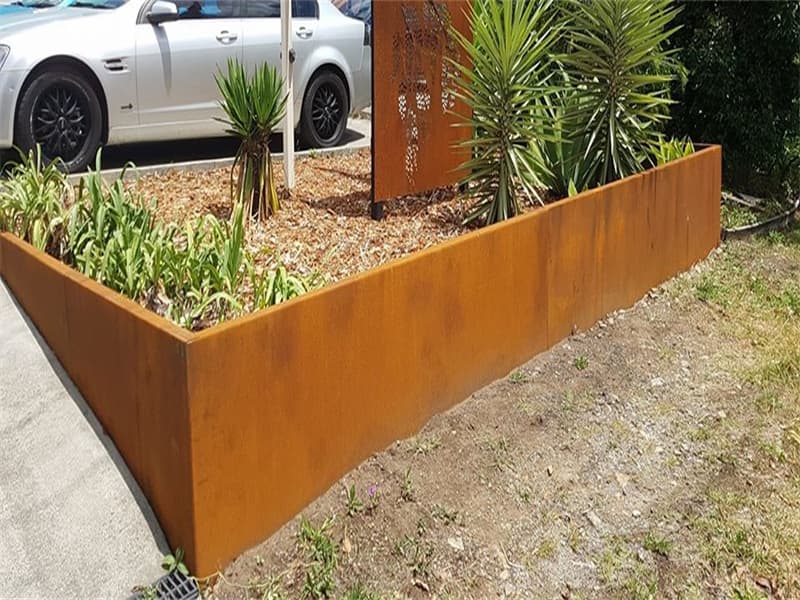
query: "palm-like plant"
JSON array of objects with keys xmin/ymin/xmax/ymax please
[
  {"xmin": 216, "ymin": 58, "xmax": 287, "ymax": 221},
  {"xmin": 559, "ymin": 0, "xmax": 680, "ymax": 186},
  {"xmin": 450, "ymin": 0, "xmax": 559, "ymax": 226}
]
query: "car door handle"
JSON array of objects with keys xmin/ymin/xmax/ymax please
[
  {"xmin": 216, "ymin": 30, "xmax": 238, "ymax": 44},
  {"xmin": 296, "ymin": 26, "xmax": 312, "ymax": 39}
]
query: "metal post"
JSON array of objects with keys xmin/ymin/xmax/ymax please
[{"xmin": 280, "ymin": 0, "xmax": 295, "ymax": 190}]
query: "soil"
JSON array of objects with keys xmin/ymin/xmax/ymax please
[
  {"xmin": 200, "ymin": 221, "xmax": 800, "ymax": 599},
  {"xmin": 132, "ymin": 150, "xmax": 485, "ymax": 283}
]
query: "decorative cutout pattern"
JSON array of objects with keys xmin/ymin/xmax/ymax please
[
  {"xmin": 390, "ymin": 0, "xmax": 460, "ymax": 184},
  {"xmin": 373, "ymin": 0, "xmax": 471, "ymax": 203}
]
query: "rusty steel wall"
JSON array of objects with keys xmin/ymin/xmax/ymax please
[
  {"xmin": 0, "ymin": 148, "xmax": 722, "ymax": 576},
  {"xmin": 372, "ymin": 0, "xmax": 472, "ymax": 203}
]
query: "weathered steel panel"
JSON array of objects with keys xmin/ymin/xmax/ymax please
[
  {"xmin": 0, "ymin": 147, "xmax": 722, "ymax": 576},
  {"xmin": 372, "ymin": 0, "xmax": 472, "ymax": 202}
]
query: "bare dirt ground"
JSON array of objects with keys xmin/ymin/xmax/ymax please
[{"xmin": 203, "ymin": 219, "xmax": 800, "ymax": 600}]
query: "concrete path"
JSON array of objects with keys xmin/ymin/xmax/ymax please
[{"xmin": 0, "ymin": 280, "xmax": 168, "ymax": 599}]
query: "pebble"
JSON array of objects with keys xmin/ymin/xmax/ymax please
[
  {"xmin": 650, "ymin": 377, "xmax": 665, "ymax": 387},
  {"xmin": 447, "ymin": 537, "xmax": 464, "ymax": 552},
  {"xmin": 586, "ymin": 510, "xmax": 604, "ymax": 530},
  {"xmin": 632, "ymin": 509, "xmax": 642, "ymax": 518}
]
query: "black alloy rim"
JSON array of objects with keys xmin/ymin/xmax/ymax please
[
  {"xmin": 32, "ymin": 84, "xmax": 90, "ymax": 161},
  {"xmin": 311, "ymin": 83, "xmax": 343, "ymax": 142}
]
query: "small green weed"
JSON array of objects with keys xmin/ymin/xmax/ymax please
[
  {"xmin": 574, "ymin": 355, "xmax": 589, "ymax": 370},
  {"xmin": 345, "ymin": 484, "xmax": 364, "ymax": 517},
  {"xmin": 393, "ymin": 524, "xmax": 434, "ymax": 584},
  {"xmin": 486, "ymin": 437, "xmax": 514, "ymax": 472},
  {"xmin": 509, "ymin": 369, "xmax": 529, "ymax": 384},
  {"xmin": 431, "ymin": 503, "xmax": 460, "ymax": 525},
  {"xmin": 343, "ymin": 583, "xmax": 380, "ymax": 600},
  {"xmin": 400, "ymin": 469, "xmax": 415, "ymax": 502},
  {"xmin": 161, "ymin": 548, "xmax": 189, "ymax": 576},
  {"xmin": 298, "ymin": 516, "xmax": 338, "ymax": 599},
  {"xmin": 413, "ymin": 435, "xmax": 442, "ymax": 456},
  {"xmin": 643, "ymin": 532, "xmax": 672, "ymax": 557}
]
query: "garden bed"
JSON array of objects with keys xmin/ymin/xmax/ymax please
[
  {"xmin": 134, "ymin": 150, "xmax": 476, "ymax": 283},
  {"xmin": 0, "ymin": 147, "xmax": 721, "ymax": 576}
]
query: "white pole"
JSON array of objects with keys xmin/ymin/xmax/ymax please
[{"xmin": 280, "ymin": 0, "xmax": 295, "ymax": 190}]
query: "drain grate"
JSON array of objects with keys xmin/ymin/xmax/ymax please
[{"xmin": 133, "ymin": 569, "xmax": 199, "ymax": 600}]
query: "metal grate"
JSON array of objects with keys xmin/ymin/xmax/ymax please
[{"xmin": 133, "ymin": 570, "xmax": 199, "ymax": 600}]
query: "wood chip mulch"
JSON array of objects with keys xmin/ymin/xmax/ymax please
[{"xmin": 132, "ymin": 149, "xmax": 484, "ymax": 282}]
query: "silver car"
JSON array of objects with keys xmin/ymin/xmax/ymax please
[{"xmin": 0, "ymin": 0, "xmax": 371, "ymax": 171}]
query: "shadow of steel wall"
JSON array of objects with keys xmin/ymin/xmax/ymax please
[{"xmin": 372, "ymin": 0, "xmax": 472, "ymax": 202}]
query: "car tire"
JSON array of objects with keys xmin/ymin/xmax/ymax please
[
  {"xmin": 15, "ymin": 69, "xmax": 103, "ymax": 173},
  {"xmin": 299, "ymin": 70, "xmax": 349, "ymax": 149}
]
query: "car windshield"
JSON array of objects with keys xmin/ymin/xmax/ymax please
[
  {"xmin": 64, "ymin": 0, "xmax": 128, "ymax": 7},
  {"xmin": 11, "ymin": 0, "xmax": 63, "ymax": 7}
]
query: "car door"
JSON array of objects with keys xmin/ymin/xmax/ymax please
[
  {"xmin": 240, "ymin": 0, "xmax": 316, "ymax": 82},
  {"xmin": 134, "ymin": 0, "xmax": 242, "ymax": 137}
]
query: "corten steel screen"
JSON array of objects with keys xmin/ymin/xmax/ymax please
[{"xmin": 372, "ymin": 0, "xmax": 472, "ymax": 203}]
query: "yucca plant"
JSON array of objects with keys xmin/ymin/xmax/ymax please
[
  {"xmin": 216, "ymin": 58, "xmax": 288, "ymax": 221},
  {"xmin": 651, "ymin": 135, "xmax": 695, "ymax": 166},
  {"xmin": 559, "ymin": 0, "xmax": 681, "ymax": 186},
  {"xmin": 450, "ymin": 0, "xmax": 559, "ymax": 226},
  {"xmin": 0, "ymin": 146, "xmax": 71, "ymax": 256},
  {"xmin": 532, "ymin": 83, "xmax": 598, "ymax": 197}
]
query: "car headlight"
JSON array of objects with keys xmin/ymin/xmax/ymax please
[{"xmin": 0, "ymin": 46, "xmax": 9, "ymax": 71}]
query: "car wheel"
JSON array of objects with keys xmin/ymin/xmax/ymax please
[
  {"xmin": 299, "ymin": 70, "xmax": 349, "ymax": 149},
  {"xmin": 15, "ymin": 69, "xmax": 103, "ymax": 173}
]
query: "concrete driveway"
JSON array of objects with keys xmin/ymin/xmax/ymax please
[{"xmin": 0, "ymin": 280, "xmax": 167, "ymax": 599}]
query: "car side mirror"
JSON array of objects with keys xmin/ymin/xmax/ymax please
[{"xmin": 147, "ymin": 0, "xmax": 179, "ymax": 24}]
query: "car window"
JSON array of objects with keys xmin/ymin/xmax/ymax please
[
  {"xmin": 175, "ymin": 0, "xmax": 237, "ymax": 19},
  {"xmin": 243, "ymin": 0, "xmax": 316, "ymax": 18}
]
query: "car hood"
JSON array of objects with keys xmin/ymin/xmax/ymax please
[{"xmin": 0, "ymin": 6, "xmax": 93, "ymax": 34}]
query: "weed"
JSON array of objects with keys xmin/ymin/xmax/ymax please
[
  {"xmin": 161, "ymin": 548, "xmax": 189, "ymax": 576},
  {"xmin": 486, "ymin": 437, "xmax": 514, "ymax": 472},
  {"xmin": 365, "ymin": 484, "xmax": 379, "ymax": 513},
  {"xmin": 567, "ymin": 525, "xmax": 583, "ymax": 553},
  {"xmin": 345, "ymin": 485, "xmax": 364, "ymax": 517},
  {"xmin": 413, "ymin": 435, "xmax": 442, "ymax": 456},
  {"xmin": 343, "ymin": 583, "xmax": 380, "ymax": 600},
  {"xmin": 694, "ymin": 274, "xmax": 730, "ymax": 306},
  {"xmin": 394, "ymin": 531, "xmax": 434, "ymax": 584},
  {"xmin": 624, "ymin": 570, "xmax": 659, "ymax": 600},
  {"xmin": 732, "ymin": 585, "xmax": 769, "ymax": 600},
  {"xmin": 689, "ymin": 426, "xmax": 711, "ymax": 442},
  {"xmin": 517, "ymin": 487, "xmax": 532, "ymax": 505},
  {"xmin": 534, "ymin": 538, "xmax": 556, "ymax": 559},
  {"xmin": 400, "ymin": 469, "xmax": 415, "ymax": 502},
  {"xmin": 298, "ymin": 516, "xmax": 337, "ymax": 599},
  {"xmin": 759, "ymin": 441, "xmax": 786, "ymax": 464},
  {"xmin": 574, "ymin": 355, "xmax": 589, "ymax": 370},
  {"xmin": 431, "ymin": 503, "xmax": 460, "ymax": 525},
  {"xmin": 643, "ymin": 532, "xmax": 672, "ymax": 557},
  {"xmin": 755, "ymin": 392, "xmax": 782, "ymax": 414},
  {"xmin": 509, "ymin": 369, "xmax": 529, "ymax": 384}
]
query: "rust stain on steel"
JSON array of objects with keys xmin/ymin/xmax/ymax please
[
  {"xmin": 372, "ymin": 0, "xmax": 471, "ymax": 202},
  {"xmin": 0, "ymin": 147, "xmax": 722, "ymax": 576}
]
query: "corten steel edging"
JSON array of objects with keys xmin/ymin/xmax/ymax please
[
  {"xmin": 0, "ymin": 146, "xmax": 721, "ymax": 576},
  {"xmin": 0, "ymin": 234, "xmax": 198, "ymax": 567},
  {"xmin": 185, "ymin": 146, "xmax": 722, "ymax": 574}
]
